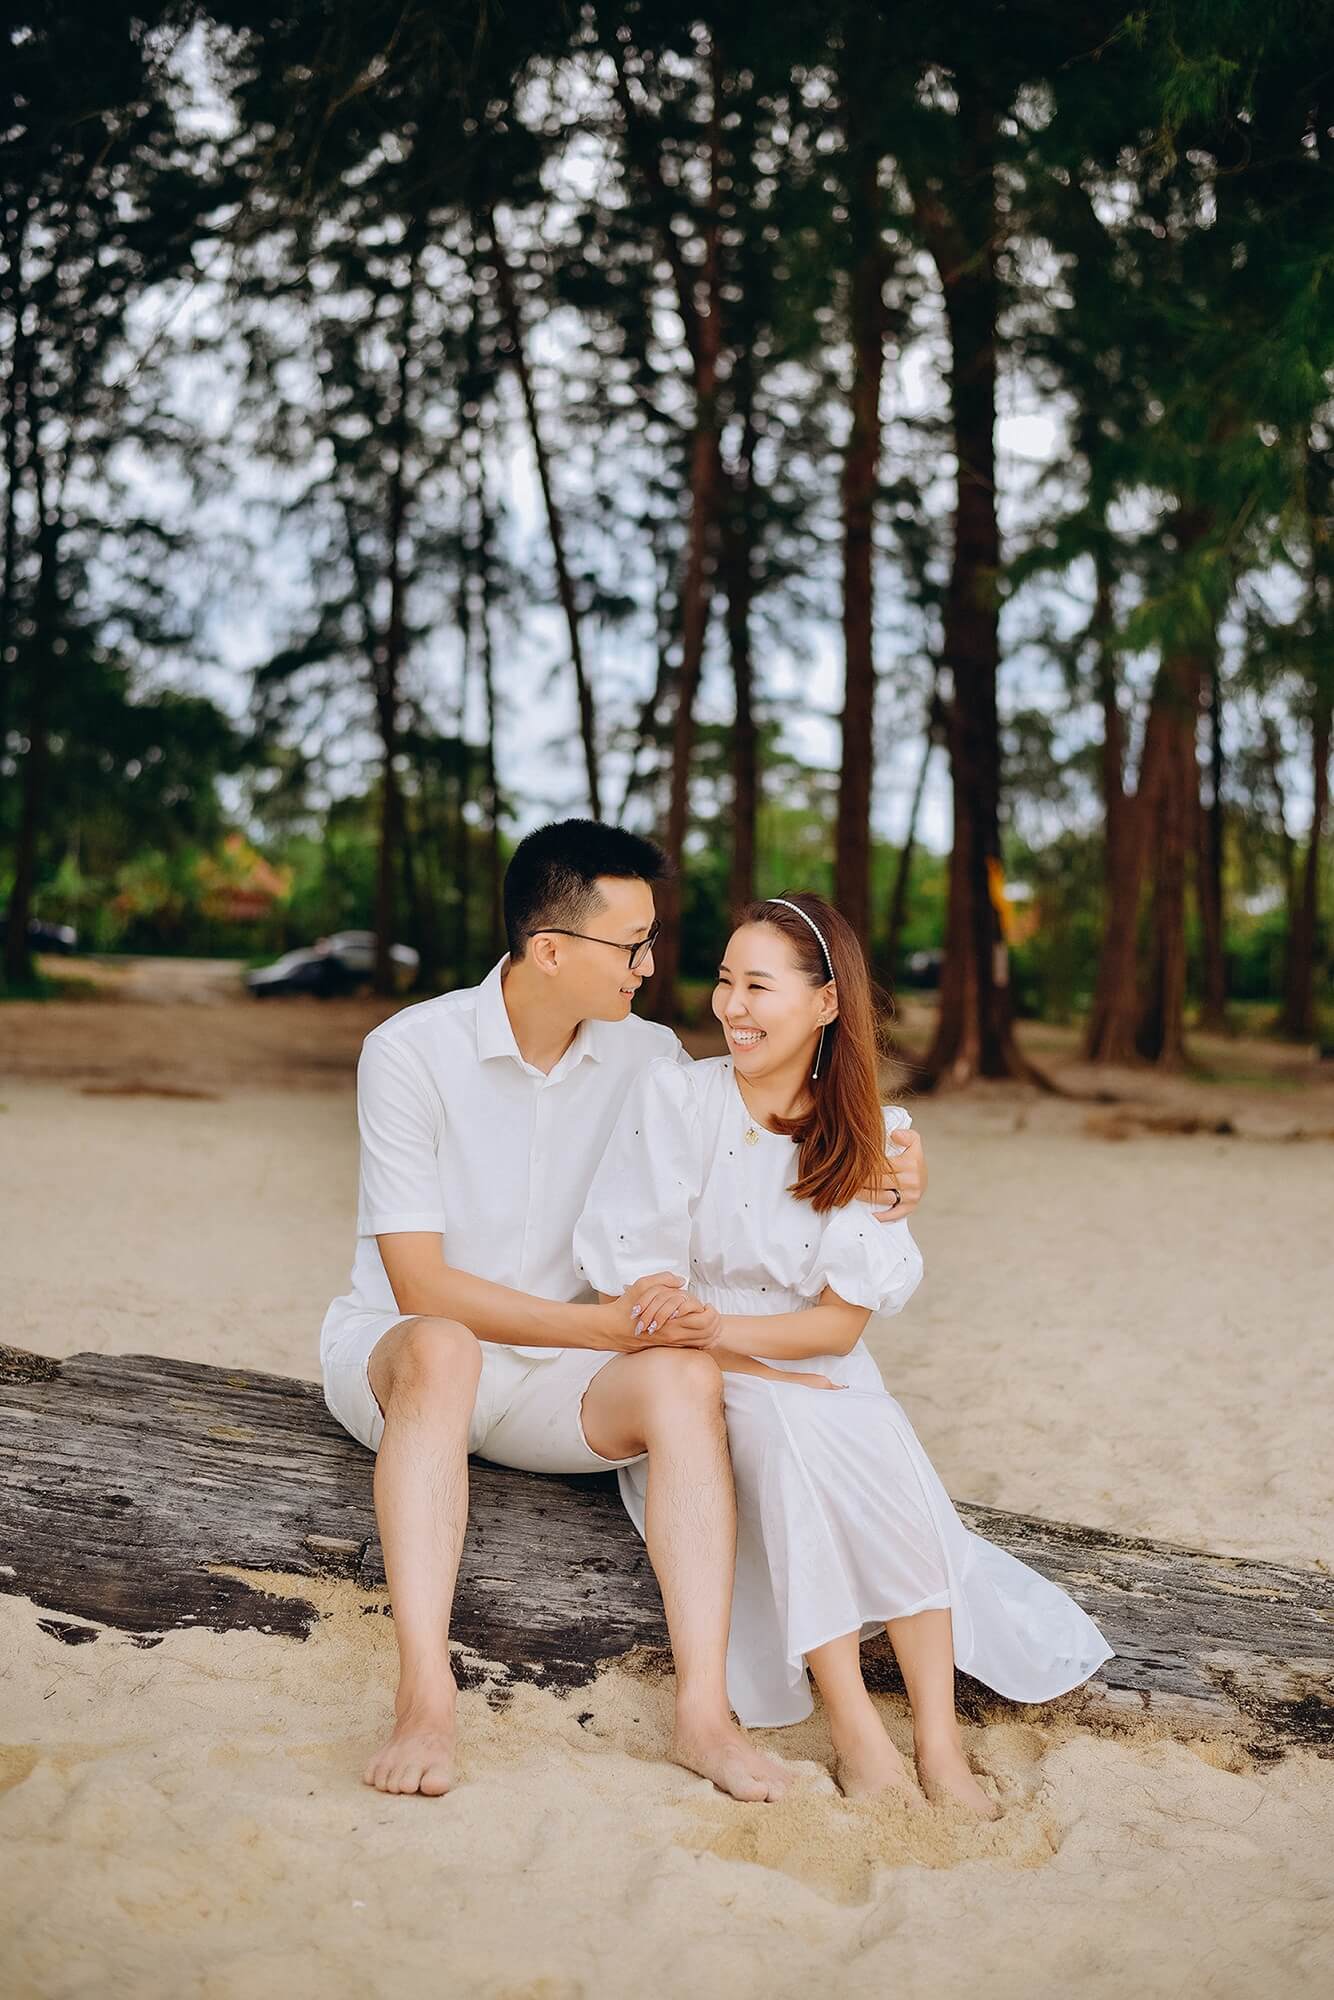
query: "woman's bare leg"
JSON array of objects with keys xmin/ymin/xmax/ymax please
[
  {"xmin": 805, "ymin": 1631, "xmax": 923, "ymax": 1804},
  {"xmin": 883, "ymin": 1607, "xmax": 1000, "ymax": 1817}
]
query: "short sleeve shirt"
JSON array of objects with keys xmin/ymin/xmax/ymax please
[{"xmin": 321, "ymin": 956, "xmax": 690, "ymax": 1364}]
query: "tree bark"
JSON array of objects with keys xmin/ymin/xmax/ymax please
[
  {"xmin": 883, "ymin": 676, "xmax": 940, "ymax": 984},
  {"xmin": 5, "ymin": 1343, "xmax": 1333, "ymax": 1748},
  {"xmin": 476, "ymin": 487, "xmax": 506, "ymax": 962},
  {"xmin": 1137, "ymin": 671, "xmax": 1201, "ymax": 1066},
  {"xmin": 908, "ymin": 84, "xmax": 1043, "ymax": 1088},
  {"xmin": 835, "ymin": 54, "xmax": 889, "ymax": 944},
  {"xmin": 369, "ymin": 273, "xmax": 418, "ymax": 998},
  {"xmin": 1196, "ymin": 647, "xmax": 1228, "ymax": 1032},
  {"xmin": 606, "ymin": 31, "xmax": 731, "ymax": 1020},
  {"xmin": 1086, "ymin": 510, "xmax": 1214, "ymax": 1066},
  {"xmin": 1281, "ymin": 697, "xmax": 1332, "ymax": 1039},
  {"xmin": 721, "ymin": 393, "xmax": 758, "ymax": 916},
  {"xmin": 3, "ymin": 439, "xmax": 56, "ymax": 989},
  {"xmin": 485, "ymin": 207, "xmax": 601, "ymax": 821},
  {"xmin": 0, "ymin": 200, "xmax": 32, "ymax": 744}
]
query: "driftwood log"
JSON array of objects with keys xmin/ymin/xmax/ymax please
[{"xmin": 1, "ymin": 1344, "xmax": 1330, "ymax": 1753}]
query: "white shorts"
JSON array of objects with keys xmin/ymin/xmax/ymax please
[{"xmin": 321, "ymin": 1310, "xmax": 646, "ymax": 1475}]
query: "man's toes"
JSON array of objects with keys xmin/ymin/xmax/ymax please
[{"xmin": 419, "ymin": 1762, "xmax": 454, "ymax": 1797}]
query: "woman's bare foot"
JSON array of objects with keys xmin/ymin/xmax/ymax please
[
  {"xmin": 364, "ymin": 1678, "xmax": 459, "ymax": 1797},
  {"xmin": 914, "ymin": 1732, "xmax": 1001, "ymax": 1818},
  {"xmin": 671, "ymin": 1706, "xmax": 792, "ymax": 1802},
  {"xmin": 830, "ymin": 1709, "xmax": 925, "ymax": 1806}
]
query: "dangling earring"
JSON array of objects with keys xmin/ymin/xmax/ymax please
[{"xmin": 812, "ymin": 1020, "xmax": 828, "ymax": 1081}]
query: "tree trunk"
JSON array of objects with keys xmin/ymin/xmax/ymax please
[
  {"xmin": 485, "ymin": 208, "xmax": 601, "ymax": 821},
  {"xmin": 1093, "ymin": 545, "xmax": 1127, "ymax": 911},
  {"xmin": 1137, "ymin": 676, "xmax": 1200, "ymax": 1066},
  {"xmin": 1196, "ymin": 648, "xmax": 1228, "ymax": 1032},
  {"xmin": 3, "ymin": 442, "xmax": 56, "ymax": 989},
  {"xmin": 6, "ymin": 1342, "xmax": 1334, "ymax": 1748},
  {"xmin": 398, "ymin": 782, "xmax": 434, "ymax": 992},
  {"xmin": 477, "ymin": 490, "xmax": 506, "ymax": 962},
  {"xmin": 1281, "ymin": 697, "xmax": 1332, "ymax": 1039},
  {"xmin": 909, "ymin": 85, "xmax": 1042, "ymax": 1088},
  {"xmin": 1086, "ymin": 512, "xmax": 1213, "ymax": 1066},
  {"xmin": 883, "ymin": 677, "xmax": 939, "ymax": 984},
  {"xmin": 835, "ymin": 57, "xmax": 888, "ymax": 945},
  {"xmin": 721, "ymin": 393, "xmax": 758, "ymax": 917},
  {"xmin": 639, "ymin": 44, "xmax": 725, "ymax": 1022},
  {"xmin": 0, "ymin": 201, "xmax": 32, "ymax": 743},
  {"xmin": 371, "ymin": 288, "xmax": 415, "ymax": 998}
]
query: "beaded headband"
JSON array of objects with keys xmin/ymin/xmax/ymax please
[
  {"xmin": 765, "ymin": 897, "xmax": 835, "ymax": 982},
  {"xmin": 764, "ymin": 897, "xmax": 835, "ymax": 1079}
]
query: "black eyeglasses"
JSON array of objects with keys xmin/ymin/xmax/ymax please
[{"xmin": 529, "ymin": 919, "xmax": 660, "ymax": 972}]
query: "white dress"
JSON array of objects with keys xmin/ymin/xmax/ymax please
[{"xmin": 572, "ymin": 1055, "xmax": 1114, "ymax": 1728}]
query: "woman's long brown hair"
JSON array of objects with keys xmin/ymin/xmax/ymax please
[{"xmin": 735, "ymin": 893, "xmax": 889, "ymax": 1214}]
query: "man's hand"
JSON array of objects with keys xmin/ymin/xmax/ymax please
[
  {"xmin": 865, "ymin": 1124, "xmax": 926, "ymax": 1223},
  {"xmin": 591, "ymin": 1273, "xmax": 723, "ymax": 1353}
]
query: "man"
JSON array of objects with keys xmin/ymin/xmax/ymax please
[{"xmin": 320, "ymin": 820, "xmax": 926, "ymax": 1800}]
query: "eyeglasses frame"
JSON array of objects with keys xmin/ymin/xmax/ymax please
[{"xmin": 527, "ymin": 919, "xmax": 660, "ymax": 972}]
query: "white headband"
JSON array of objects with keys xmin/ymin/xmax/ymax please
[{"xmin": 766, "ymin": 897, "xmax": 835, "ymax": 982}]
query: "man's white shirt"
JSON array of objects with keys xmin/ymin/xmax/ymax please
[{"xmin": 321, "ymin": 955, "xmax": 690, "ymax": 1365}]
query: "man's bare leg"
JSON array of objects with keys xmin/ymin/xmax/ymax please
[
  {"xmin": 883, "ymin": 1607, "xmax": 1001, "ymax": 1817},
  {"xmin": 580, "ymin": 1348, "xmax": 791, "ymax": 1803},
  {"xmin": 362, "ymin": 1316, "xmax": 481, "ymax": 1797}
]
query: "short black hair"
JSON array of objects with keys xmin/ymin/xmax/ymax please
[{"xmin": 503, "ymin": 819, "xmax": 670, "ymax": 961}]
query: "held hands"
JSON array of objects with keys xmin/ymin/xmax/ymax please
[
  {"xmin": 595, "ymin": 1272, "xmax": 724, "ymax": 1353},
  {"xmin": 864, "ymin": 1125, "xmax": 926, "ymax": 1223}
]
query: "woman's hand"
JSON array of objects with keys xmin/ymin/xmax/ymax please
[
  {"xmin": 865, "ymin": 1125, "xmax": 926, "ymax": 1221},
  {"xmin": 592, "ymin": 1275, "xmax": 723, "ymax": 1352},
  {"xmin": 716, "ymin": 1349, "xmax": 846, "ymax": 1390},
  {"xmin": 631, "ymin": 1282, "xmax": 725, "ymax": 1352}
]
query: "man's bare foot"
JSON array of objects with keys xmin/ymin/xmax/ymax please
[
  {"xmin": 671, "ymin": 1710, "xmax": 792, "ymax": 1802},
  {"xmin": 830, "ymin": 1710, "xmax": 925, "ymax": 1806},
  {"xmin": 914, "ymin": 1733, "xmax": 1001, "ymax": 1818},
  {"xmin": 364, "ymin": 1681, "xmax": 459, "ymax": 1797}
]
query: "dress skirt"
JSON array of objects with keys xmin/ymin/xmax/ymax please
[{"xmin": 617, "ymin": 1364, "xmax": 1115, "ymax": 1729}]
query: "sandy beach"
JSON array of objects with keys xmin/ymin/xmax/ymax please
[{"xmin": 2, "ymin": 962, "xmax": 1332, "ymax": 1997}]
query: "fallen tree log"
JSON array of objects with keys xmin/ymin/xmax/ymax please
[{"xmin": 1, "ymin": 1345, "xmax": 1330, "ymax": 1751}]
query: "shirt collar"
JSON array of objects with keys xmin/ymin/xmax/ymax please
[{"xmin": 475, "ymin": 955, "xmax": 607, "ymax": 1073}]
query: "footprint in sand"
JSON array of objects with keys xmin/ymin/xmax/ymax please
[
  {"xmin": 0, "ymin": 1746, "xmax": 40, "ymax": 1796},
  {"xmin": 679, "ymin": 1774, "xmax": 1060, "ymax": 1906}
]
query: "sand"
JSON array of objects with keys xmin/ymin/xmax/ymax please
[{"xmin": 2, "ymin": 963, "xmax": 1332, "ymax": 1997}]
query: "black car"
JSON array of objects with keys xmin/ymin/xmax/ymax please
[
  {"xmin": 245, "ymin": 932, "xmax": 420, "ymax": 998},
  {"xmin": 0, "ymin": 916, "xmax": 80, "ymax": 955}
]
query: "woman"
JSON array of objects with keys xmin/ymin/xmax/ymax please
[{"xmin": 573, "ymin": 893, "xmax": 1113, "ymax": 1816}]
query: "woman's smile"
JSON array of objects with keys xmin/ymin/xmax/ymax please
[{"xmin": 727, "ymin": 1026, "xmax": 767, "ymax": 1048}]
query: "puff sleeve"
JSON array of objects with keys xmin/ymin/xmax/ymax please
[
  {"xmin": 573, "ymin": 1057, "xmax": 705, "ymax": 1296},
  {"xmin": 814, "ymin": 1105, "xmax": 924, "ymax": 1315}
]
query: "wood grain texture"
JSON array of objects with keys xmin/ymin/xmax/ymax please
[{"xmin": 2, "ymin": 1344, "xmax": 1330, "ymax": 1750}]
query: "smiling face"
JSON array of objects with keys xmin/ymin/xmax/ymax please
[
  {"xmin": 528, "ymin": 873, "xmax": 658, "ymax": 1022},
  {"xmin": 711, "ymin": 921, "xmax": 836, "ymax": 1081}
]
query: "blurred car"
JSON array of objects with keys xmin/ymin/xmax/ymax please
[
  {"xmin": 899, "ymin": 948, "xmax": 944, "ymax": 990},
  {"xmin": 245, "ymin": 932, "xmax": 419, "ymax": 998},
  {"xmin": 0, "ymin": 916, "xmax": 80, "ymax": 954}
]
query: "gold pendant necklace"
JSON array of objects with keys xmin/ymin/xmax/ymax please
[{"xmin": 744, "ymin": 1123, "xmax": 760, "ymax": 1146}]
